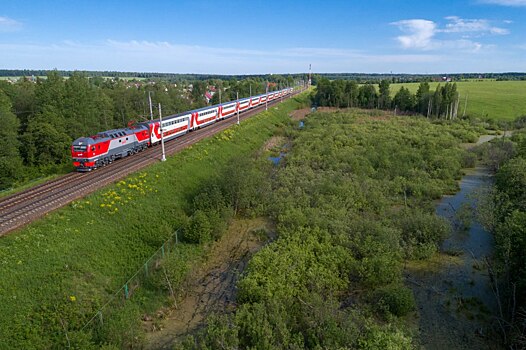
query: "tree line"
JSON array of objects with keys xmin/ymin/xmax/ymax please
[
  {"xmin": 313, "ymin": 78, "xmax": 462, "ymax": 119},
  {"xmin": 312, "ymin": 73, "xmax": 526, "ymax": 83},
  {"xmin": 0, "ymin": 71, "xmax": 296, "ymax": 190},
  {"xmin": 0, "ymin": 69, "xmax": 305, "ymax": 84}
]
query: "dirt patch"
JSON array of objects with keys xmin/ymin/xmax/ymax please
[
  {"xmin": 144, "ymin": 218, "xmax": 273, "ymax": 349},
  {"xmin": 315, "ymin": 107, "xmax": 342, "ymax": 113},
  {"xmin": 314, "ymin": 107, "xmax": 395, "ymax": 121},
  {"xmin": 262, "ymin": 136, "xmax": 286, "ymax": 152},
  {"xmin": 289, "ymin": 108, "xmax": 311, "ymax": 120}
]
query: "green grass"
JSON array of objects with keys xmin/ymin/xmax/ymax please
[
  {"xmin": 0, "ymin": 93, "xmax": 309, "ymax": 348},
  {"xmin": 391, "ymin": 80, "xmax": 526, "ymax": 121}
]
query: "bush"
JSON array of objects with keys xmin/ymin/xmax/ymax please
[
  {"xmin": 374, "ymin": 284, "xmax": 416, "ymax": 317},
  {"xmin": 394, "ymin": 209, "xmax": 451, "ymax": 259},
  {"xmin": 183, "ymin": 210, "xmax": 212, "ymax": 244},
  {"xmin": 461, "ymin": 150, "xmax": 477, "ymax": 168}
]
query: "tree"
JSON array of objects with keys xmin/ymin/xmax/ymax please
[
  {"xmin": 21, "ymin": 109, "xmax": 71, "ymax": 167},
  {"xmin": 440, "ymin": 83, "xmax": 459, "ymax": 119},
  {"xmin": 313, "ymin": 78, "xmax": 332, "ymax": 107},
  {"xmin": 35, "ymin": 71, "xmax": 65, "ymax": 118},
  {"xmin": 0, "ymin": 90, "xmax": 24, "ymax": 189},
  {"xmin": 415, "ymin": 82, "xmax": 431, "ymax": 116},
  {"xmin": 8, "ymin": 77, "xmax": 37, "ymax": 133},
  {"xmin": 357, "ymin": 84, "xmax": 378, "ymax": 109},
  {"xmin": 378, "ymin": 80, "xmax": 391, "ymax": 109},
  {"xmin": 431, "ymin": 85, "xmax": 443, "ymax": 117},
  {"xmin": 344, "ymin": 81, "xmax": 358, "ymax": 108},
  {"xmin": 63, "ymin": 72, "xmax": 101, "ymax": 137},
  {"xmin": 393, "ymin": 87, "xmax": 414, "ymax": 112},
  {"xmin": 495, "ymin": 157, "xmax": 526, "ymax": 212}
]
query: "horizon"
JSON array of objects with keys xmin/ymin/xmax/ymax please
[{"xmin": 2, "ymin": 69, "xmax": 526, "ymax": 77}]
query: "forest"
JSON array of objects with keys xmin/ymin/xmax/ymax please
[
  {"xmin": 313, "ymin": 78, "xmax": 464, "ymax": 119},
  {"xmin": 0, "ymin": 71, "xmax": 296, "ymax": 191},
  {"xmin": 0, "ymin": 69, "xmax": 308, "ymax": 82},
  {"xmin": 312, "ymin": 72, "xmax": 526, "ymax": 83}
]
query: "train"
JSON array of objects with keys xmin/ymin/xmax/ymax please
[{"xmin": 71, "ymin": 87, "xmax": 294, "ymax": 171}]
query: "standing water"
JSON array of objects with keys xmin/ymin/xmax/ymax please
[{"xmin": 407, "ymin": 166, "xmax": 502, "ymax": 349}]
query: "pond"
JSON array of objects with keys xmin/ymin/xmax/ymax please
[{"xmin": 407, "ymin": 166, "xmax": 502, "ymax": 349}]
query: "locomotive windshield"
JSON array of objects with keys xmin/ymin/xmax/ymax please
[{"xmin": 73, "ymin": 145, "xmax": 87, "ymax": 151}]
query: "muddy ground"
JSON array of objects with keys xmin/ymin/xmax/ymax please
[
  {"xmin": 289, "ymin": 107, "xmax": 311, "ymax": 120},
  {"xmin": 144, "ymin": 218, "xmax": 273, "ymax": 349}
]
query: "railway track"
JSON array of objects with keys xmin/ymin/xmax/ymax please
[{"xmin": 0, "ymin": 94, "xmax": 299, "ymax": 237}]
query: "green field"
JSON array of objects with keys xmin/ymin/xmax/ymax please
[{"xmin": 391, "ymin": 80, "xmax": 526, "ymax": 121}]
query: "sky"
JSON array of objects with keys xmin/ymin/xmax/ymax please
[{"xmin": 1, "ymin": 0, "xmax": 526, "ymax": 74}]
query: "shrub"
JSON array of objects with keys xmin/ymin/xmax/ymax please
[
  {"xmin": 183, "ymin": 210, "xmax": 212, "ymax": 244},
  {"xmin": 394, "ymin": 209, "xmax": 451, "ymax": 259},
  {"xmin": 374, "ymin": 284, "xmax": 416, "ymax": 317}
]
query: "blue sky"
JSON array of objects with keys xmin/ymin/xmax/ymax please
[{"xmin": 1, "ymin": 0, "xmax": 525, "ymax": 74}]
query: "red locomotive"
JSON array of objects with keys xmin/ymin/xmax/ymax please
[{"xmin": 71, "ymin": 88, "xmax": 294, "ymax": 171}]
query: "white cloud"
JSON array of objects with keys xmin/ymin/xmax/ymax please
[
  {"xmin": 391, "ymin": 19, "xmax": 437, "ymax": 49},
  {"xmin": 392, "ymin": 16, "xmax": 509, "ymax": 52},
  {"xmin": 0, "ymin": 16, "xmax": 22, "ymax": 32},
  {"xmin": 442, "ymin": 16, "xmax": 509, "ymax": 35},
  {"xmin": 479, "ymin": 0, "xmax": 526, "ymax": 6}
]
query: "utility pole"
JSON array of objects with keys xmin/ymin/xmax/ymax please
[
  {"xmin": 158, "ymin": 103, "xmax": 166, "ymax": 162},
  {"xmin": 148, "ymin": 91, "xmax": 154, "ymax": 120},
  {"xmin": 265, "ymin": 82, "xmax": 268, "ymax": 111},
  {"xmin": 308, "ymin": 64, "xmax": 312, "ymax": 87},
  {"xmin": 236, "ymin": 91, "xmax": 240, "ymax": 125}
]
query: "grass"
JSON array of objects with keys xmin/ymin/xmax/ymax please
[
  {"xmin": 0, "ymin": 93, "xmax": 309, "ymax": 348},
  {"xmin": 390, "ymin": 80, "xmax": 526, "ymax": 121}
]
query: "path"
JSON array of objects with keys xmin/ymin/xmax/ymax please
[{"xmin": 144, "ymin": 218, "xmax": 273, "ymax": 349}]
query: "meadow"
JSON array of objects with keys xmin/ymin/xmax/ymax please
[
  {"xmin": 391, "ymin": 80, "xmax": 526, "ymax": 121},
  {"xmin": 0, "ymin": 93, "xmax": 309, "ymax": 348}
]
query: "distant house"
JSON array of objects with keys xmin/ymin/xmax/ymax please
[{"xmin": 205, "ymin": 91, "xmax": 214, "ymax": 103}]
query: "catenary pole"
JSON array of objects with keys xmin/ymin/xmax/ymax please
[
  {"xmin": 158, "ymin": 103, "xmax": 166, "ymax": 162},
  {"xmin": 236, "ymin": 91, "xmax": 240, "ymax": 125},
  {"xmin": 148, "ymin": 91, "xmax": 153, "ymax": 120}
]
